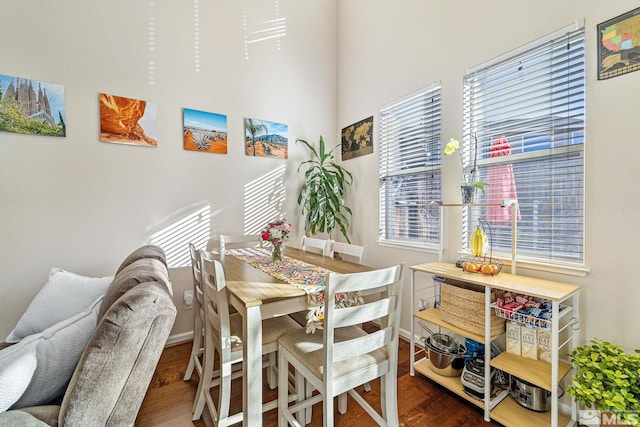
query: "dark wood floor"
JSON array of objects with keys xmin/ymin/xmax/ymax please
[{"xmin": 136, "ymin": 326, "xmax": 498, "ymax": 426}]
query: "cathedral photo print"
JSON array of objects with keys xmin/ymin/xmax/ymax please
[{"xmin": 0, "ymin": 73, "xmax": 66, "ymax": 137}]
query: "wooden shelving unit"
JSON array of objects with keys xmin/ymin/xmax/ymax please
[{"xmin": 410, "ymin": 262, "xmax": 580, "ymax": 427}]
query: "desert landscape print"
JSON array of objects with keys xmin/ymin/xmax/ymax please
[
  {"xmin": 99, "ymin": 93, "xmax": 157, "ymax": 147},
  {"xmin": 183, "ymin": 108, "xmax": 227, "ymax": 154},
  {"xmin": 244, "ymin": 117, "xmax": 288, "ymax": 159},
  {"xmin": 0, "ymin": 73, "xmax": 66, "ymax": 137}
]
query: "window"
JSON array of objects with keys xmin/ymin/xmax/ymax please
[
  {"xmin": 379, "ymin": 83, "xmax": 442, "ymax": 247},
  {"xmin": 462, "ymin": 24, "xmax": 585, "ymax": 266}
]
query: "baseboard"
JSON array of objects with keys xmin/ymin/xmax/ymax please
[{"xmin": 166, "ymin": 330, "xmax": 193, "ymax": 346}]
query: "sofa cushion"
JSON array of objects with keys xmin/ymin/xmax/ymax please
[
  {"xmin": 0, "ymin": 297, "xmax": 102, "ymax": 412},
  {"xmin": 114, "ymin": 245, "xmax": 167, "ymax": 276},
  {"xmin": 5, "ymin": 268, "xmax": 112, "ymax": 343},
  {"xmin": 0, "ymin": 407, "xmax": 54, "ymax": 426},
  {"xmin": 59, "ymin": 281, "xmax": 176, "ymax": 426},
  {"xmin": 99, "ymin": 258, "xmax": 172, "ymax": 320}
]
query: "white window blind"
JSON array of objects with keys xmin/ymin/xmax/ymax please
[
  {"xmin": 462, "ymin": 25, "xmax": 585, "ymax": 265},
  {"xmin": 380, "ymin": 83, "xmax": 442, "ymax": 246}
]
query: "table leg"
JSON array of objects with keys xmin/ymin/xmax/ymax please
[{"xmin": 243, "ymin": 304, "xmax": 263, "ymax": 426}]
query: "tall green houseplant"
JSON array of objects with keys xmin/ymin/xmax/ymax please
[{"xmin": 297, "ymin": 136, "xmax": 353, "ymax": 243}]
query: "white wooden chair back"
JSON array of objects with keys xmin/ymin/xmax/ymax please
[
  {"xmin": 200, "ymin": 250, "xmax": 236, "ymax": 363},
  {"xmin": 189, "ymin": 243, "xmax": 205, "ymax": 326},
  {"xmin": 323, "ymin": 263, "xmax": 405, "ymax": 395},
  {"xmin": 219, "ymin": 234, "xmax": 263, "ymax": 252},
  {"xmin": 327, "ymin": 240, "xmax": 366, "ymax": 264},
  {"xmin": 300, "ymin": 236, "xmax": 329, "ymax": 255},
  {"xmin": 183, "ymin": 243, "xmax": 206, "ymax": 381}
]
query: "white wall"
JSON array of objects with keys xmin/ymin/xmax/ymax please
[
  {"xmin": 336, "ymin": 0, "xmax": 640, "ymax": 350},
  {"xmin": 2, "ymin": 1, "xmax": 639, "ymax": 352},
  {"xmin": 0, "ymin": 0, "xmax": 337, "ymax": 339}
]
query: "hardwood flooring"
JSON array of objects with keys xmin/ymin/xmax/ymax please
[{"xmin": 136, "ymin": 326, "xmax": 498, "ymax": 426}]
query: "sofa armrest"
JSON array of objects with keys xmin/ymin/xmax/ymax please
[{"xmin": 58, "ymin": 281, "xmax": 176, "ymax": 426}]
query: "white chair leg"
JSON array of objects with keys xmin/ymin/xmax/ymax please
[
  {"xmin": 364, "ymin": 381, "xmax": 372, "ymax": 392},
  {"xmin": 192, "ymin": 340, "xmax": 213, "ymax": 420},
  {"xmin": 295, "ymin": 370, "xmax": 306, "ymax": 424},
  {"xmin": 268, "ymin": 351, "xmax": 277, "ymax": 389},
  {"xmin": 323, "ymin": 389, "xmax": 334, "ymax": 427},
  {"xmin": 381, "ymin": 373, "xmax": 399, "ymax": 426},
  {"xmin": 278, "ymin": 348, "xmax": 289, "ymax": 427},
  {"xmin": 217, "ymin": 361, "xmax": 233, "ymax": 427},
  {"xmin": 305, "ymin": 381, "xmax": 313, "ymax": 424},
  {"xmin": 338, "ymin": 392, "xmax": 347, "ymax": 414}
]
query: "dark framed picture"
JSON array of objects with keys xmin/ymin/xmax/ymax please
[
  {"xmin": 341, "ymin": 116, "xmax": 373, "ymax": 160},
  {"xmin": 597, "ymin": 7, "xmax": 640, "ymax": 80}
]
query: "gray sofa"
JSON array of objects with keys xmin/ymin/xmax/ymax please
[{"xmin": 0, "ymin": 245, "xmax": 177, "ymax": 426}]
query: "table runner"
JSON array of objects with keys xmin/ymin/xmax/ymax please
[{"xmin": 227, "ymin": 248, "xmax": 363, "ymax": 333}]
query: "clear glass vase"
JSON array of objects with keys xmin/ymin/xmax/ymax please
[
  {"xmin": 460, "ymin": 184, "xmax": 476, "ymax": 204},
  {"xmin": 271, "ymin": 243, "xmax": 284, "ymax": 262}
]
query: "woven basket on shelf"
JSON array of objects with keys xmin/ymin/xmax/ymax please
[{"xmin": 440, "ymin": 279, "xmax": 505, "ymax": 336}]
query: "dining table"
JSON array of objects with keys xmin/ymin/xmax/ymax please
[{"xmin": 213, "ymin": 246, "xmax": 372, "ymax": 426}]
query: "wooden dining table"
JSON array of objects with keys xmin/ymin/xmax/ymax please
[{"xmin": 213, "ymin": 246, "xmax": 372, "ymax": 426}]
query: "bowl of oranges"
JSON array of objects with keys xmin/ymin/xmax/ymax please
[{"xmin": 460, "ymin": 258, "xmax": 503, "ymax": 276}]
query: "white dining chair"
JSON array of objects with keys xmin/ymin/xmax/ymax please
[
  {"xmin": 277, "ymin": 263, "xmax": 406, "ymax": 427},
  {"xmin": 326, "ymin": 240, "xmax": 366, "ymax": 264},
  {"xmin": 300, "ymin": 236, "xmax": 329, "ymax": 255},
  {"xmin": 183, "ymin": 243, "xmax": 205, "ymax": 385},
  {"xmin": 219, "ymin": 233, "xmax": 263, "ymax": 252},
  {"xmin": 192, "ymin": 250, "xmax": 302, "ymax": 424}
]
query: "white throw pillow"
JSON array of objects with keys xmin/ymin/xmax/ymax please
[
  {"xmin": 0, "ymin": 296, "xmax": 103, "ymax": 412},
  {"xmin": 5, "ymin": 268, "xmax": 112, "ymax": 343}
]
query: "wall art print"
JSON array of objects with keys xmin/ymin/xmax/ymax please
[
  {"xmin": 597, "ymin": 7, "xmax": 640, "ymax": 80},
  {"xmin": 341, "ymin": 115, "xmax": 373, "ymax": 160},
  {"xmin": 183, "ymin": 108, "xmax": 228, "ymax": 154},
  {"xmin": 99, "ymin": 93, "xmax": 157, "ymax": 147},
  {"xmin": 0, "ymin": 73, "xmax": 66, "ymax": 137},
  {"xmin": 244, "ymin": 117, "xmax": 288, "ymax": 159}
]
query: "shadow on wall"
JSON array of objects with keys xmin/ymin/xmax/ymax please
[
  {"xmin": 244, "ymin": 164, "xmax": 287, "ymax": 234},
  {"xmin": 144, "ymin": 165, "xmax": 286, "ymax": 268},
  {"xmin": 147, "ymin": 201, "xmax": 212, "ymax": 268}
]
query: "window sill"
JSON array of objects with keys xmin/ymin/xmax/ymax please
[
  {"xmin": 458, "ymin": 251, "xmax": 590, "ymax": 278},
  {"xmin": 378, "ymin": 239, "xmax": 440, "ymax": 254}
]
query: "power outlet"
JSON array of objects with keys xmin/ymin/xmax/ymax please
[{"xmin": 183, "ymin": 290, "xmax": 194, "ymax": 310}]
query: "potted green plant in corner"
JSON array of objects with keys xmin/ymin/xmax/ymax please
[
  {"xmin": 297, "ymin": 136, "xmax": 353, "ymax": 243},
  {"xmin": 568, "ymin": 338, "xmax": 640, "ymax": 426}
]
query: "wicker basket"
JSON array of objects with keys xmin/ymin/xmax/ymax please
[{"xmin": 440, "ymin": 280, "xmax": 505, "ymax": 336}]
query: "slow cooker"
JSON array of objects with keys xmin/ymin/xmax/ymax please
[{"xmin": 510, "ymin": 376, "xmax": 551, "ymax": 412}]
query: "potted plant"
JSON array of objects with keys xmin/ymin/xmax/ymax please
[
  {"xmin": 444, "ymin": 136, "xmax": 488, "ymax": 204},
  {"xmin": 297, "ymin": 136, "xmax": 353, "ymax": 243},
  {"xmin": 568, "ymin": 338, "xmax": 640, "ymax": 426}
]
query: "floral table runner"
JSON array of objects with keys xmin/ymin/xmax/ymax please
[{"xmin": 227, "ymin": 248, "xmax": 363, "ymax": 333}]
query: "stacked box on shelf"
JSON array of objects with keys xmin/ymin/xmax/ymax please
[{"xmin": 440, "ymin": 279, "xmax": 505, "ymax": 336}]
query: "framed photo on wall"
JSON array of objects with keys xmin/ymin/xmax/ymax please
[
  {"xmin": 597, "ymin": 7, "xmax": 640, "ymax": 80},
  {"xmin": 341, "ymin": 116, "xmax": 373, "ymax": 160},
  {"xmin": 0, "ymin": 73, "xmax": 66, "ymax": 137}
]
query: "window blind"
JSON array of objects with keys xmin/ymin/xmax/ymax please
[
  {"xmin": 380, "ymin": 83, "xmax": 442, "ymax": 246},
  {"xmin": 462, "ymin": 25, "xmax": 585, "ymax": 265}
]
